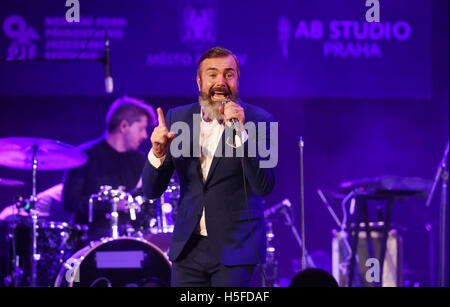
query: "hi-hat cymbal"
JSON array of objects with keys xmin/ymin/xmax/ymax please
[
  {"xmin": 0, "ymin": 137, "xmax": 88, "ymax": 170},
  {"xmin": 0, "ymin": 177, "xmax": 25, "ymax": 186}
]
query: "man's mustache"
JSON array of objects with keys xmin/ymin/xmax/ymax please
[
  {"xmin": 200, "ymin": 87, "xmax": 238, "ymax": 104},
  {"xmin": 209, "ymin": 86, "xmax": 231, "ymax": 97}
]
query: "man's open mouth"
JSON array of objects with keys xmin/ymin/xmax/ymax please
[{"xmin": 210, "ymin": 88, "xmax": 231, "ymax": 101}]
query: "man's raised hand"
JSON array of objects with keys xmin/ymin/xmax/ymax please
[{"xmin": 150, "ymin": 107, "xmax": 175, "ymax": 158}]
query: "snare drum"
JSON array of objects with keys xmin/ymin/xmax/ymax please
[{"xmin": 54, "ymin": 237, "xmax": 171, "ymax": 287}]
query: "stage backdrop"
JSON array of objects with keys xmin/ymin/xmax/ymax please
[{"xmin": 0, "ymin": 0, "xmax": 431, "ymax": 99}]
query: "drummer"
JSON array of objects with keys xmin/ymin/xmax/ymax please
[{"xmin": 62, "ymin": 96, "xmax": 157, "ymax": 241}]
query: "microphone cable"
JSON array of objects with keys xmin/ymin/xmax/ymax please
[{"xmin": 240, "ymin": 143, "xmax": 270, "ymax": 286}]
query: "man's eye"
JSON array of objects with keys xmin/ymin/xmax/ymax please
[
  {"xmin": 208, "ymin": 74, "xmax": 216, "ymax": 78},
  {"xmin": 226, "ymin": 74, "xmax": 234, "ymax": 79}
]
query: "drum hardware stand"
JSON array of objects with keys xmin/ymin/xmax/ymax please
[
  {"xmin": 317, "ymin": 189, "xmax": 356, "ymax": 285},
  {"xmin": 156, "ymin": 195, "xmax": 165, "ymax": 233},
  {"xmin": 0, "ymin": 137, "xmax": 89, "ymax": 287},
  {"xmin": 5, "ymin": 220, "xmax": 24, "ymax": 287},
  {"xmin": 425, "ymin": 222, "xmax": 436, "ymax": 286},
  {"xmin": 29, "ymin": 144, "xmax": 39, "ymax": 287},
  {"xmin": 157, "ymin": 195, "xmax": 174, "ymax": 233},
  {"xmin": 263, "ymin": 198, "xmax": 315, "ymax": 287},
  {"xmin": 263, "ymin": 220, "xmax": 279, "ymax": 287},
  {"xmin": 128, "ymin": 195, "xmax": 148, "ymax": 237},
  {"xmin": 343, "ymin": 189, "xmax": 409, "ymax": 287},
  {"xmin": 263, "ymin": 199, "xmax": 292, "ymax": 286},
  {"xmin": 88, "ymin": 198, "xmax": 94, "ymax": 224},
  {"xmin": 425, "ymin": 141, "xmax": 449, "ymax": 287},
  {"xmin": 89, "ymin": 186, "xmax": 135, "ymax": 239},
  {"xmin": 111, "ymin": 193, "xmax": 119, "ymax": 239},
  {"xmin": 4, "ymin": 196, "xmax": 26, "ymax": 287},
  {"xmin": 9, "ymin": 143, "xmax": 44, "ymax": 287},
  {"xmin": 125, "ymin": 200, "xmax": 140, "ymax": 237}
]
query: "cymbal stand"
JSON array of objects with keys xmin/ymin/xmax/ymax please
[{"xmin": 29, "ymin": 144, "xmax": 39, "ymax": 287}]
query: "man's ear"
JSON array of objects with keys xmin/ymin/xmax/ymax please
[
  {"xmin": 196, "ymin": 75, "xmax": 201, "ymax": 92},
  {"xmin": 119, "ymin": 119, "xmax": 129, "ymax": 132}
]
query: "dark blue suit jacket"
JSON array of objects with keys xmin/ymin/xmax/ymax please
[{"xmin": 142, "ymin": 101, "xmax": 275, "ymax": 265}]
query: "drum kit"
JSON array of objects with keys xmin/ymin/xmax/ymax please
[{"xmin": 0, "ymin": 137, "xmax": 174, "ymax": 287}]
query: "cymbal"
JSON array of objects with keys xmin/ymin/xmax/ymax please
[
  {"xmin": 0, "ymin": 177, "xmax": 25, "ymax": 186},
  {"xmin": 0, "ymin": 137, "xmax": 88, "ymax": 170}
]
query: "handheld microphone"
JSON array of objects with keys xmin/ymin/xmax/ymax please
[
  {"xmin": 104, "ymin": 31, "xmax": 113, "ymax": 93},
  {"xmin": 264, "ymin": 198, "xmax": 291, "ymax": 218},
  {"xmin": 221, "ymin": 98, "xmax": 240, "ymax": 130},
  {"xmin": 221, "ymin": 98, "xmax": 243, "ymax": 147}
]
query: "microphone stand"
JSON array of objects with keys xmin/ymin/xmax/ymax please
[
  {"xmin": 425, "ymin": 141, "xmax": 449, "ymax": 287},
  {"xmin": 299, "ymin": 137, "xmax": 307, "ymax": 270},
  {"xmin": 279, "ymin": 207, "xmax": 315, "ymax": 268}
]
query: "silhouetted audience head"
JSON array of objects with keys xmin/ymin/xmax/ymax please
[{"xmin": 289, "ymin": 268, "xmax": 339, "ymax": 287}]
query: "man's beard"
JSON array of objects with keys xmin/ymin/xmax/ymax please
[{"xmin": 198, "ymin": 85, "xmax": 239, "ymax": 121}]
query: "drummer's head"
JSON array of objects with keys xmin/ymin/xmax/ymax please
[{"xmin": 105, "ymin": 96, "xmax": 157, "ymax": 151}]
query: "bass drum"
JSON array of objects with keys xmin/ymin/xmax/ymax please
[{"xmin": 54, "ymin": 237, "xmax": 171, "ymax": 287}]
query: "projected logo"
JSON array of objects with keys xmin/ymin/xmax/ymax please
[
  {"xmin": 277, "ymin": 16, "xmax": 411, "ymax": 59},
  {"xmin": 278, "ymin": 16, "xmax": 291, "ymax": 59},
  {"xmin": 147, "ymin": 0, "xmax": 241, "ymax": 68},
  {"xmin": 179, "ymin": 0, "xmax": 218, "ymax": 50},
  {"xmin": 3, "ymin": 15, "xmax": 40, "ymax": 60}
]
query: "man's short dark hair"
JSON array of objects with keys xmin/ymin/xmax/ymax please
[
  {"xmin": 105, "ymin": 96, "xmax": 157, "ymax": 133},
  {"xmin": 197, "ymin": 46, "xmax": 240, "ymax": 78}
]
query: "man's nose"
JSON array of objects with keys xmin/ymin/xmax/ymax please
[{"xmin": 216, "ymin": 75, "xmax": 226, "ymax": 86}]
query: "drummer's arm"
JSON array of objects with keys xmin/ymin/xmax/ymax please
[{"xmin": 62, "ymin": 166, "xmax": 90, "ymax": 216}]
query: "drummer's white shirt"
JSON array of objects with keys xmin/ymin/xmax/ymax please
[{"xmin": 148, "ymin": 112, "xmax": 247, "ymax": 237}]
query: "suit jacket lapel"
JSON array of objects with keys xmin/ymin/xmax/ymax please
[{"xmin": 185, "ymin": 104, "xmax": 205, "ymax": 186}]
